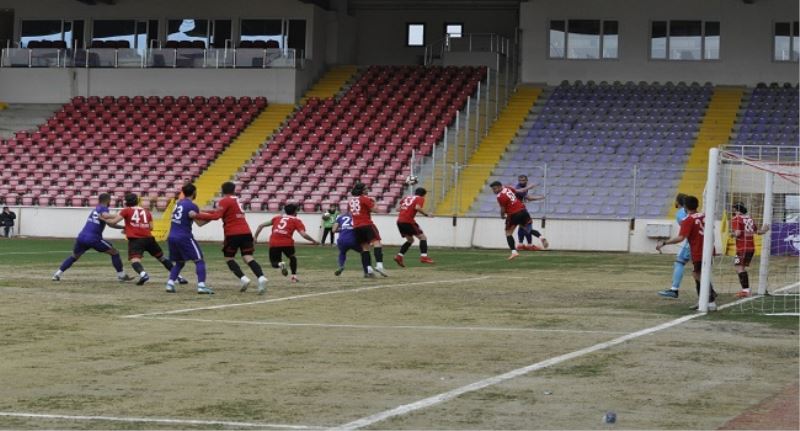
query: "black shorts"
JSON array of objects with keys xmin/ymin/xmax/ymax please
[
  {"xmin": 222, "ymin": 234, "xmax": 255, "ymax": 258},
  {"xmin": 505, "ymin": 210, "xmax": 532, "ymax": 230},
  {"xmin": 128, "ymin": 237, "xmax": 164, "ymax": 260},
  {"xmin": 397, "ymin": 222, "xmax": 423, "ymax": 237},
  {"xmin": 354, "ymin": 224, "xmax": 381, "ymax": 244},
  {"xmin": 269, "ymin": 246, "xmax": 296, "ymax": 264},
  {"xmin": 734, "ymin": 251, "xmax": 755, "ymax": 267}
]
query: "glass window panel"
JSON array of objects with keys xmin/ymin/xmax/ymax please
[
  {"xmin": 407, "ymin": 23, "xmax": 424, "ymax": 46},
  {"xmin": 669, "ymin": 20, "xmax": 701, "ymax": 60},
  {"xmin": 288, "ymin": 20, "xmax": 306, "ymax": 53},
  {"xmin": 704, "ymin": 21, "xmax": 720, "ymax": 60},
  {"xmin": 135, "ymin": 21, "xmax": 148, "ymax": 51},
  {"xmin": 567, "ymin": 19, "xmax": 600, "ymax": 59},
  {"xmin": 72, "ymin": 20, "xmax": 84, "ymax": 49},
  {"xmin": 602, "ymin": 20, "xmax": 618, "ymax": 59},
  {"xmin": 147, "ymin": 20, "xmax": 158, "ymax": 49},
  {"xmin": 446, "ymin": 24, "xmax": 463, "ymax": 38},
  {"xmin": 212, "ymin": 20, "xmax": 231, "ymax": 48},
  {"xmin": 793, "ymin": 21, "xmax": 799, "ymax": 61},
  {"xmin": 549, "ymin": 20, "xmax": 565, "ymax": 58},
  {"xmin": 167, "ymin": 19, "xmax": 209, "ymax": 45},
  {"xmin": 774, "ymin": 22, "xmax": 791, "ymax": 61},
  {"xmin": 63, "ymin": 21, "xmax": 72, "ymax": 48},
  {"xmin": 650, "ymin": 21, "xmax": 667, "ymax": 59},
  {"xmin": 93, "ymin": 20, "xmax": 136, "ymax": 47},
  {"xmin": 241, "ymin": 19, "xmax": 283, "ymax": 47},
  {"xmin": 20, "ymin": 20, "xmax": 62, "ymax": 47}
]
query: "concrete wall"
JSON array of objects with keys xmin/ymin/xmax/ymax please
[
  {"xmin": 520, "ymin": 0, "xmax": 800, "ymax": 85},
  {"xmin": 0, "ymin": 67, "xmax": 302, "ymax": 104},
  {"xmin": 352, "ymin": 7, "xmax": 518, "ymax": 65},
  {"xmin": 9, "ymin": 206, "xmax": 701, "ymax": 254}
]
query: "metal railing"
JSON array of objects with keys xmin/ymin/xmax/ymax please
[{"xmin": 1, "ymin": 47, "xmax": 299, "ymax": 69}]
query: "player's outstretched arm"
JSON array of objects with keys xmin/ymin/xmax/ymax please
[
  {"xmin": 298, "ymin": 230, "xmax": 319, "ymax": 245},
  {"xmin": 188, "ymin": 210, "xmax": 209, "ymax": 227},
  {"xmin": 194, "ymin": 208, "xmax": 223, "ymax": 222},
  {"xmin": 415, "ymin": 205, "xmax": 432, "ymax": 217},
  {"xmin": 757, "ymin": 224, "xmax": 771, "ymax": 235},
  {"xmin": 101, "ymin": 213, "xmax": 125, "ymax": 229},
  {"xmin": 526, "ymin": 195, "xmax": 545, "ymax": 202},
  {"xmin": 253, "ymin": 220, "xmax": 273, "ymax": 242},
  {"xmin": 332, "ymin": 222, "xmax": 341, "ymax": 233},
  {"xmin": 656, "ymin": 235, "xmax": 686, "ymax": 253}
]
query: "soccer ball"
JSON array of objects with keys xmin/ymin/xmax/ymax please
[{"xmin": 404, "ymin": 175, "xmax": 419, "ymax": 186}]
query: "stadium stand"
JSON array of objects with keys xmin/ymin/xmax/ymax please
[
  {"xmin": 469, "ymin": 81, "xmax": 714, "ymax": 218},
  {"xmin": 732, "ymin": 85, "xmax": 799, "ymax": 152},
  {"xmin": 232, "ymin": 65, "xmax": 486, "ymax": 213},
  {"xmin": 0, "ymin": 95, "xmax": 267, "ymax": 208}
]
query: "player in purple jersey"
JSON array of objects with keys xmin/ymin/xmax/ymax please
[
  {"xmin": 514, "ymin": 175, "xmax": 548, "ymax": 250},
  {"xmin": 165, "ymin": 184, "xmax": 213, "ymax": 294},
  {"xmin": 52, "ymin": 193, "xmax": 134, "ymax": 282},
  {"xmin": 332, "ymin": 211, "xmax": 365, "ymax": 276}
]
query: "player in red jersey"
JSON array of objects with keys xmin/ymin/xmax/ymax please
[
  {"xmin": 490, "ymin": 180, "xmax": 532, "ymax": 260},
  {"xmin": 394, "ymin": 187, "xmax": 434, "ymax": 267},
  {"xmin": 730, "ymin": 203, "xmax": 770, "ymax": 298},
  {"xmin": 105, "ymin": 193, "xmax": 187, "ymax": 286},
  {"xmin": 347, "ymin": 182, "xmax": 388, "ymax": 277},
  {"xmin": 254, "ymin": 203, "xmax": 318, "ymax": 283},
  {"xmin": 195, "ymin": 182, "xmax": 268, "ymax": 294},
  {"xmin": 656, "ymin": 195, "xmax": 718, "ymax": 310}
]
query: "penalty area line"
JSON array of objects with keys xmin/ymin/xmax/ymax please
[
  {"xmin": 0, "ymin": 411, "xmax": 324, "ymax": 430},
  {"xmin": 122, "ymin": 276, "xmax": 491, "ymax": 318},
  {"xmin": 331, "ymin": 281, "xmax": 800, "ymax": 430}
]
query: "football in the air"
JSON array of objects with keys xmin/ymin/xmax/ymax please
[{"xmin": 404, "ymin": 175, "xmax": 419, "ymax": 186}]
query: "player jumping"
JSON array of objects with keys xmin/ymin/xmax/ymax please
[
  {"xmin": 730, "ymin": 203, "xmax": 770, "ymax": 298},
  {"xmin": 348, "ymin": 182, "xmax": 388, "ymax": 277},
  {"xmin": 104, "ymin": 193, "xmax": 188, "ymax": 286},
  {"xmin": 490, "ymin": 181, "xmax": 533, "ymax": 260},
  {"xmin": 514, "ymin": 175, "xmax": 548, "ymax": 250},
  {"xmin": 254, "ymin": 203, "xmax": 318, "ymax": 283},
  {"xmin": 196, "ymin": 182, "xmax": 268, "ymax": 295},
  {"xmin": 52, "ymin": 193, "xmax": 134, "ymax": 282},
  {"xmin": 166, "ymin": 184, "xmax": 213, "ymax": 294},
  {"xmin": 394, "ymin": 187, "xmax": 434, "ymax": 267}
]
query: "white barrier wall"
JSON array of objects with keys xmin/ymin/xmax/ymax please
[{"xmin": 10, "ymin": 206, "xmax": 685, "ymax": 254}]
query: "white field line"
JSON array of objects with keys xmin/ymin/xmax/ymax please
[
  {"xmin": 138, "ymin": 316, "xmax": 628, "ymax": 335},
  {"xmin": 331, "ymin": 282, "xmax": 800, "ymax": 430},
  {"xmin": 0, "ymin": 250, "xmax": 72, "ymax": 255},
  {"xmin": 122, "ymin": 277, "xmax": 490, "ymax": 318},
  {"xmin": 0, "ymin": 411, "xmax": 323, "ymax": 429}
]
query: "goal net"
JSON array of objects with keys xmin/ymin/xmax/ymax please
[{"xmin": 699, "ymin": 146, "xmax": 799, "ymax": 315}]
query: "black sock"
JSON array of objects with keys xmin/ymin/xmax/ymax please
[
  {"xmin": 159, "ymin": 257, "xmax": 173, "ymax": 270},
  {"xmin": 248, "ymin": 260, "xmax": 264, "ymax": 278},
  {"xmin": 506, "ymin": 235, "xmax": 516, "ymax": 251},
  {"xmin": 289, "ymin": 256, "xmax": 298, "ymax": 274},
  {"xmin": 531, "ymin": 229, "xmax": 541, "ymax": 238},
  {"xmin": 374, "ymin": 247, "xmax": 383, "ymax": 263},
  {"xmin": 420, "ymin": 240, "xmax": 428, "ymax": 254},
  {"xmin": 738, "ymin": 271, "xmax": 750, "ymax": 290},
  {"xmin": 132, "ymin": 262, "xmax": 145, "ymax": 274},
  {"xmin": 271, "ymin": 260, "xmax": 281, "ymax": 268},
  {"xmin": 695, "ymin": 279, "xmax": 701, "ymax": 296},
  {"xmin": 399, "ymin": 242, "xmax": 412, "ymax": 255},
  {"xmin": 361, "ymin": 250, "xmax": 371, "ymax": 270},
  {"xmin": 226, "ymin": 260, "xmax": 245, "ymax": 278}
]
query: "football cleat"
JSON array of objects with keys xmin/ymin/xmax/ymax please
[
  {"xmin": 364, "ymin": 272, "xmax": 376, "ymax": 278},
  {"xmin": 52, "ymin": 273, "xmax": 61, "ymax": 281},
  {"xmin": 136, "ymin": 273, "xmax": 150, "ymax": 286},
  {"xmin": 735, "ymin": 290, "xmax": 751, "ymax": 298},
  {"xmin": 177, "ymin": 276, "xmax": 189, "ymax": 285},
  {"xmin": 334, "ymin": 267, "xmax": 344, "ymax": 276},
  {"xmin": 257, "ymin": 276, "xmax": 268, "ymax": 295},
  {"xmin": 393, "ymin": 255, "xmax": 405, "ymax": 267},
  {"xmin": 279, "ymin": 262, "xmax": 288, "ymax": 277},
  {"xmin": 420, "ymin": 256, "xmax": 434, "ymax": 264},
  {"xmin": 541, "ymin": 238, "xmax": 550, "ymax": 249},
  {"xmin": 118, "ymin": 274, "xmax": 135, "ymax": 282},
  {"xmin": 374, "ymin": 267, "xmax": 389, "ymax": 277},
  {"xmin": 290, "ymin": 275, "xmax": 299, "ymax": 283},
  {"xmin": 240, "ymin": 276, "xmax": 252, "ymax": 292},
  {"xmin": 197, "ymin": 285, "xmax": 214, "ymax": 295},
  {"xmin": 657, "ymin": 289, "xmax": 679, "ymax": 299},
  {"xmin": 508, "ymin": 250, "xmax": 520, "ymax": 260},
  {"xmin": 165, "ymin": 283, "xmax": 176, "ymax": 293}
]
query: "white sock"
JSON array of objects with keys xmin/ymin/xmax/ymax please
[
  {"xmin": 241, "ymin": 276, "xmax": 250, "ymax": 282},
  {"xmin": 397, "ymin": 253, "xmax": 404, "ymax": 257},
  {"xmin": 54, "ymin": 270, "xmax": 63, "ymax": 276},
  {"xmin": 198, "ymin": 282, "xmax": 206, "ymax": 288},
  {"xmin": 421, "ymin": 253, "xmax": 428, "ymax": 257},
  {"xmin": 167, "ymin": 280, "xmax": 175, "ymax": 286},
  {"xmin": 367, "ymin": 265, "xmax": 374, "ymax": 273},
  {"xmin": 376, "ymin": 263, "xmax": 384, "ymax": 270},
  {"xmin": 259, "ymin": 275, "xmax": 268, "ymax": 282},
  {"xmin": 117, "ymin": 271, "xmax": 126, "ymax": 277},
  {"xmin": 140, "ymin": 271, "xmax": 147, "ymax": 277}
]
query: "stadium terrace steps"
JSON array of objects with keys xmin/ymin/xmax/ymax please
[
  {"xmin": 435, "ymin": 86, "xmax": 542, "ymax": 215},
  {"xmin": 300, "ymin": 65, "xmax": 359, "ymax": 103},
  {"xmin": 192, "ymin": 104, "xmax": 295, "ymax": 208},
  {"xmin": 670, "ymin": 86, "xmax": 744, "ymax": 217}
]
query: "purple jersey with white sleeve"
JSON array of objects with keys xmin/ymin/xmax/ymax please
[
  {"xmin": 335, "ymin": 214, "xmax": 358, "ymax": 247},
  {"xmin": 77, "ymin": 205, "xmax": 110, "ymax": 240},
  {"xmin": 168, "ymin": 199, "xmax": 200, "ymax": 240},
  {"xmin": 514, "ymin": 183, "xmax": 528, "ymax": 201}
]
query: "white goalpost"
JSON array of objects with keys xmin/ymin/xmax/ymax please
[{"xmin": 700, "ymin": 146, "xmax": 800, "ymax": 315}]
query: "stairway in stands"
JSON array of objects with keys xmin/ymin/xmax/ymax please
[
  {"xmin": 670, "ymin": 86, "xmax": 744, "ymax": 216},
  {"xmin": 435, "ymin": 86, "xmax": 542, "ymax": 215},
  {"xmin": 301, "ymin": 65, "xmax": 359, "ymax": 102}
]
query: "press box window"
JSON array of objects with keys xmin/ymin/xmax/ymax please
[
  {"xmin": 445, "ymin": 23, "xmax": 463, "ymax": 38},
  {"xmin": 407, "ymin": 23, "xmax": 425, "ymax": 47},
  {"xmin": 774, "ymin": 21, "xmax": 799, "ymax": 62},
  {"xmin": 650, "ymin": 20, "xmax": 720, "ymax": 61},
  {"xmin": 548, "ymin": 19, "xmax": 618, "ymax": 60}
]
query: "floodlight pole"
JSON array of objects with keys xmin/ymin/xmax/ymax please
[
  {"xmin": 757, "ymin": 171, "xmax": 774, "ymax": 295},
  {"xmin": 698, "ymin": 148, "xmax": 720, "ymax": 312}
]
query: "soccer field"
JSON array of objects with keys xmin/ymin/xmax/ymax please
[{"xmin": 0, "ymin": 238, "xmax": 797, "ymax": 430}]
